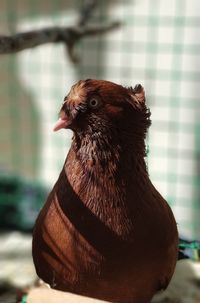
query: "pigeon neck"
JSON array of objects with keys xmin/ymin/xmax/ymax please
[{"xmin": 67, "ymin": 133, "xmax": 149, "ymax": 182}]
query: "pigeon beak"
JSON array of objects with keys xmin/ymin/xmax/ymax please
[
  {"xmin": 53, "ymin": 117, "xmax": 69, "ymax": 132},
  {"xmin": 53, "ymin": 110, "xmax": 71, "ymax": 132}
]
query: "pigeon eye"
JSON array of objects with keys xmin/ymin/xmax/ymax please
[{"xmin": 88, "ymin": 97, "xmax": 100, "ymax": 108}]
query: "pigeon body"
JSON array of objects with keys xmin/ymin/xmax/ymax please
[{"xmin": 32, "ymin": 79, "xmax": 178, "ymax": 303}]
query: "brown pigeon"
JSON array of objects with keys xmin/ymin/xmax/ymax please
[{"xmin": 32, "ymin": 79, "xmax": 178, "ymax": 303}]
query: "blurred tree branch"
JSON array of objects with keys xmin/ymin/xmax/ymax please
[
  {"xmin": 78, "ymin": 0, "xmax": 97, "ymax": 26},
  {"xmin": 0, "ymin": 0, "xmax": 120, "ymax": 63}
]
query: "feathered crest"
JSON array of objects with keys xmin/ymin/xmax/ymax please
[
  {"xmin": 127, "ymin": 84, "xmax": 145, "ymax": 108},
  {"xmin": 126, "ymin": 84, "xmax": 151, "ymax": 131}
]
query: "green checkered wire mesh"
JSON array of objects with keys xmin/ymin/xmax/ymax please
[{"xmin": 0, "ymin": 0, "xmax": 200, "ymax": 238}]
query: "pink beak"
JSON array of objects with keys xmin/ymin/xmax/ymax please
[{"xmin": 53, "ymin": 117, "xmax": 69, "ymax": 132}]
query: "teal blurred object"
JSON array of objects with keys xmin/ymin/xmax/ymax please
[
  {"xmin": 0, "ymin": 173, "xmax": 47, "ymax": 231},
  {"xmin": 179, "ymin": 237, "xmax": 200, "ymax": 261},
  {"xmin": 20, "ymin": 294, "xmax": 28, "ymax": 303}
]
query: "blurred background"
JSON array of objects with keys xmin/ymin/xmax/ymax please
[{"xmin": 0, "ymin": 0, "xmax": 200, "ymax": 302}]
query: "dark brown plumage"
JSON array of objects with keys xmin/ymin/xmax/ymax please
[{"xmin": 32, "ymin": 79, "xmax": 178, "ymax": 303}]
